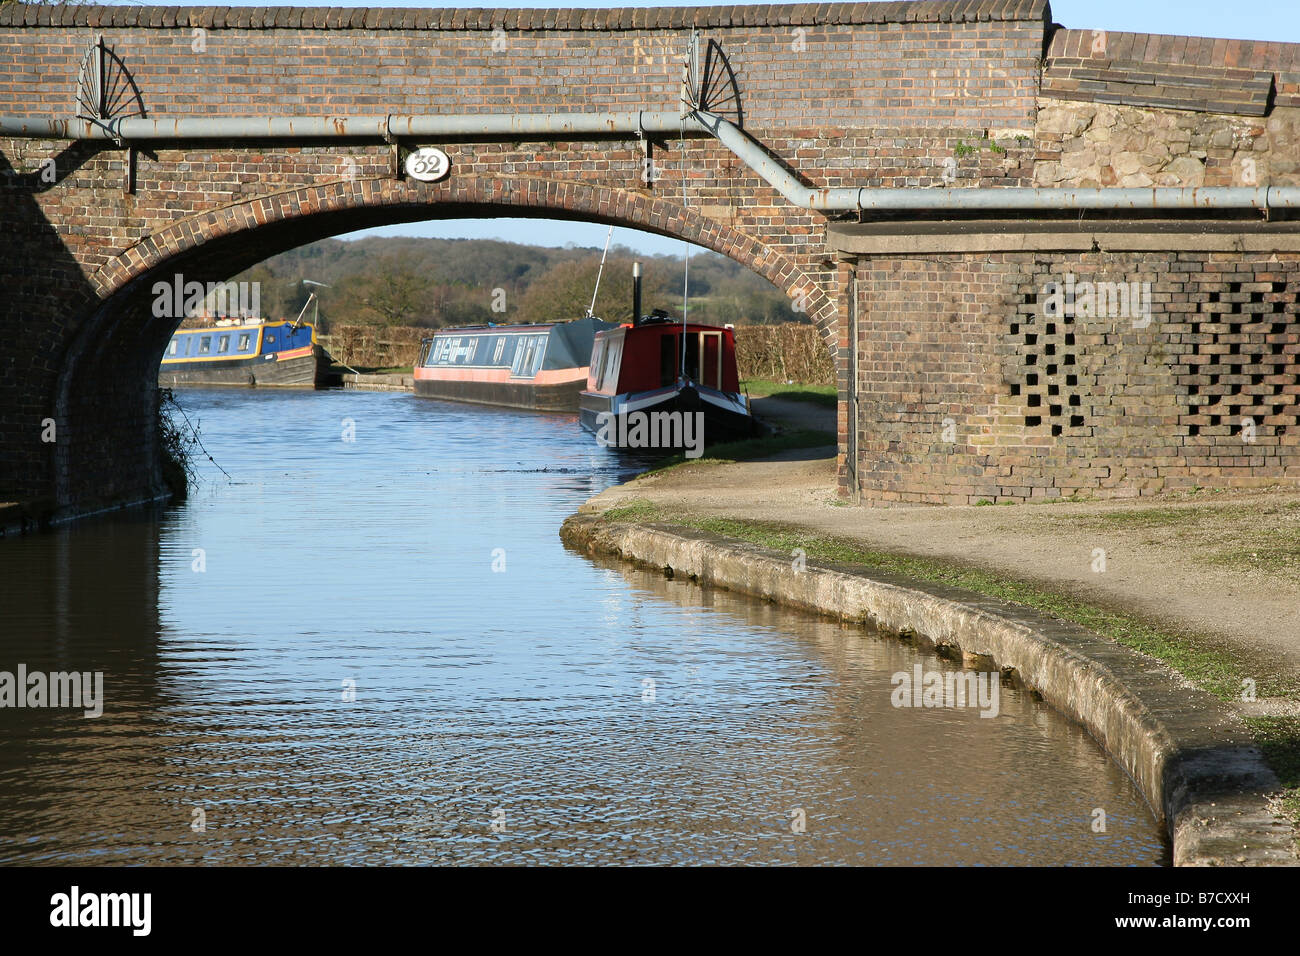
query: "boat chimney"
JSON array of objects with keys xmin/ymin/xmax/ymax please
[{"xmin": 632, "ymin": 261, "xmax": 642, "ymax": 326}]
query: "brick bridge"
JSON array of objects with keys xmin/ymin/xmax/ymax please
[{"xmin": 2, "ymin": 1, "xmax": 1299, "ymax": 523}]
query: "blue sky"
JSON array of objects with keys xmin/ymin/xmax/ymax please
[{"xmin": 154, "ymin": 0, "xmax": 1292, "ymax": 254}]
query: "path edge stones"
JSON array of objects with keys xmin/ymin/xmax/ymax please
[{"xmin": 560, "ymin": 515, "xmax": 1299, "ymax": 867}]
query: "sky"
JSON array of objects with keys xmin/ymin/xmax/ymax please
[{"xmin": 115, "ymin": 0, "xmax": 1295, "ymax": 255}]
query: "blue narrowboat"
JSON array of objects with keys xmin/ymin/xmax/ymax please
[{"xmin": 159, "ymin": 319, "xmax": 329, "ymax": 388}]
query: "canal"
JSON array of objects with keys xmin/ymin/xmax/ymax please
[{"xmin": 0, "ymin": 388, "xmax": 1168, "ymax": 865}]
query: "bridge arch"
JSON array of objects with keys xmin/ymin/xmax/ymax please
[
  {"xmin": 89, "ymin": 174, "xmax": 837, "ymax": 325},
  {"xmin": 54, "ymin": 174, "xmax": 839, "ymax": 510}
]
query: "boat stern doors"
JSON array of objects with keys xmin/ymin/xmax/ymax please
[{"xmin": 676, "ymin": 328, "xmax": 729, "ymax": 391}]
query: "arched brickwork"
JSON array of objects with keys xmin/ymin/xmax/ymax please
[
  {"xmin": 89, "ymin": 175, "xmax": 838, "ymax": 330},
  {"xmin": 2, "ymin": 1, "xmax": 1059, "ymax": 515},
  {"xmin": 6, "ymin": 3, "xmax": 1299, "ymax": 517},
  {"xmin": 49, "ymin": 174, "xmax": 837, "ymax": 511}
]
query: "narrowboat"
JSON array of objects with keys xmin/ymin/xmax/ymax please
[
  {"xmin": 579, "ymin": 311, "xmax": 759, "ymax": 452},
  {"xmin": 159, "ymin": 319, "xmax": 329, "ymax": 388},
  {"xmin": 413, "ymin": 317, "xmax": 615, "ymax": 412}
]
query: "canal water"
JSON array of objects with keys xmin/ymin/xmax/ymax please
[{"xmin": 0, "ymin": 389, "xmax": 1168, "ymax": 865}]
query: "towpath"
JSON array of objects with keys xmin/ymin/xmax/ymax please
[{"xmin": 587, "ymin": 398, "xmax": 1300, "ymax": 680}]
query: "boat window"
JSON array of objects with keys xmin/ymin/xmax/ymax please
[
  {"xmin": 660, "ymin": 334, "xmax": 677, "ymax": 386},
  {"xmin": 468, "ymin": 336, "xmax": 486, "ymax": 365},
  {"xmin": 168, "ymin": 339, "xmax": 179, "ymax": 356},
  {"xmin": 238, "ymin": 334, "xmax": 251, "ymax": 351},
  {"xmin": 592, "ymin": 341, "xmax": 607, "ymax": 389},
  {"xmin": 492, "ymin": 337, "xmax": 506, "ymax": 365},
  {"xmin": 510, "ymin": 334, "xmax": 545, "ymax": 378},
  {"xmin": 199, "ymin": 336, "xmax": 212, "ymax": 354},
  {"xmin": 515, "ymin": 340, "xmax": 534, "ymax": 377},
  {"xmin": 218, "ymin": 335, "xmax": 230, "ymax": 353},
  {"xmin": 701, "ymin": 332, "xmax": 722, "ymax": 389},
  {"xmin": 683, "ymin": 332, "xmax": 701, "ymax": 382},
  {"xmin": 603, "ymin": 339, "xmax": 622, "ymax": 391}
]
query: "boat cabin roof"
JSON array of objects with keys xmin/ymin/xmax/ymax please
[
  {"xmin": 430, "ymin": 322, "xmax": 556, "ymax": 335},
  {"xmin": 421, "ymin": 316, "xmax": 616, "ymax": 372}
]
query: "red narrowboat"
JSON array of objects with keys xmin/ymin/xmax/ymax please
[{"xmin": 579, "ymin": 311, "xmax": 759, "ymax": 452}]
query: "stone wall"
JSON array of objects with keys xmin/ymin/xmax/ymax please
[
  {"xmin": 1035, "ymin": 101, "xmax": 1300, "ymax": 190},
  {"xmin": 1035, "ymin": 26, "xmax": 1300, "ymax": 189}
]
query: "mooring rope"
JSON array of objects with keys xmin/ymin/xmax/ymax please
[
  {"xmin": 679, "ymin": 51, "xmax": 693, "ymax": 382},
  {"xmin": 587, "ymin": 224, "xmax": 615, "ymax": 319}
]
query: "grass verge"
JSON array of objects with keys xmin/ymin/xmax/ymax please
[
  {"xmin": 741, "ymin": 379, "xmax": 837, "ymax": 407},
  {"xmin": 642, "ymin": 429, "xmax": 835, "ymax": 476},
  {"xmin": 1246, "ymin": 716, "xmax": 1300, "ymax": 824}
]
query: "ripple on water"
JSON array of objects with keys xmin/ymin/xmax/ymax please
[{"xmin": 0, "ymin": 389, "xmax": 1168, "ymax": 865}]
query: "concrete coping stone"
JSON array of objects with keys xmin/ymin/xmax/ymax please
[{"xmin": 560, "ymin": 514, "xmax": 1299, "ymax": 866}]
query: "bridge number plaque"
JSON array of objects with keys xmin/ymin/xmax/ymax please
[{"xmin": 404, "ymin": 147, "xmax": 451, "ymax": 183}]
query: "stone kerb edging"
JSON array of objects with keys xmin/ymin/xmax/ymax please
[{"xmin": 560, "ymin": 514, "xmax": 1299, "ymax": 866}]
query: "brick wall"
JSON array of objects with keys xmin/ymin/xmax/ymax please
[
  {"xmin": 1043, "ymin": 27, "xmax": 1300, "ymax": 111},
  {"xmin": 0, "ymin": 2, "xmax": 1049, "ymax": 511},
  {"xmin": 852, "ymin": 251, "xmax": 1300, "ymax": 504},
  {"xmin": 2, "ymin": 3, "xmax": 1298, "ymax": 514}
]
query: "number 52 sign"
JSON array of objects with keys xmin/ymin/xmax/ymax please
[{"xmin": 404, "ymin": 146, "xmax": 451, "ymax": 182}]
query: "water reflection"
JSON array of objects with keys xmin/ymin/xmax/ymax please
[
  {"xmin": 586, "ymin": 556, "xmax": 1167, "ymax": 865},
  {"xmin": 0, "ymin": 389, "xmax": 1167, "ymax": 865}
]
